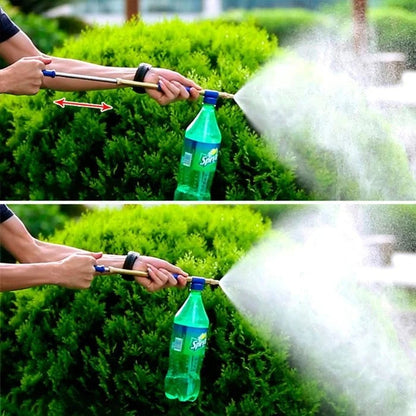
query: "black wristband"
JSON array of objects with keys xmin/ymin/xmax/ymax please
[
  {"xmin": 133, "ymin": 63, "xmax": 152, "ymax": 94},
  {"xmin": 121, "ymin": 251, "xmax": 140, "ymax": 281}
]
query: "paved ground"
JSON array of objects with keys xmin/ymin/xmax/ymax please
[
  {"xmin": 366, "ymin": 70, "xmax": 416, "ymax": 108},
  {"xmin": 360, "ymin": 252, "xmax": 416, "ymax": 376}
]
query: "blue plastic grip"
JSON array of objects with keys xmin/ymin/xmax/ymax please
[
  {"xmin": 42, "ymin": 69, "xmax": 56, "ymax": 78},
  {"xmin": 94, "ymin": 265, "xmax": 107, "ymax": 273}
]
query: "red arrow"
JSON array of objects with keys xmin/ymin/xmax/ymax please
[{"xmin": 53, "ymin": 97, "xmax": 113, "ymax": 112}]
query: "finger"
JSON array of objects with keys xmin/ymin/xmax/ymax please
[
  {"xmin": 166, "ymin": 264, "xmax": 188, "ymax": 277},
  {"xmin": 175, "ymin": 275, "xmax": 188, "ymax": 288},
  {"xmin": 188, "ymin": 87, "xmax": 201, "ymax": 101},
  {"xmin": 146, "ymin": 264, "xmax": 168, "ymax": 291},
  {"xmin": 158, "ymin": 76, "xmax": 180, "ymax": 99},
  {"xmin": 150, "ymin": 265, "xmax": 171, "ymax": 285},
  {"xmin": 22, "ymin": 56, "xmax": 51, "ymax": 66},
  {"xmin": 172, "ymin": 81, "xmax": 191, "ymax": 100},
  {"xmin": 168, "ymin": 72, "xmax": 201, "ymax": 90},
  {"xmin": 158, "ymin": 268, "xmax": 180, "ymax": 287}
]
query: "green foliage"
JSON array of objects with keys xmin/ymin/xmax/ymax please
[
  {"xmin": 369, "ymin": 7, "xmax": 416, "ymax": 69},
  {"xmin": 0, "ymin": 19, "xmax": 307, "ymax": 201},
  {"xmin": 221, "ymin": 8, "xmax": 331, "ymax": 47},
  {"xmin": 383, "ymin": 0, "xmax": 416, "ymax": 12},
  {"xmin": 0, "ymin": 205, "xmax": 350, "ymax": 415},
  {"xmin": 2, "ymin": 2, "xmax": 66, "ymax": 54},
  {"xmin": 9, "ymin": 0, "xmax": 76, "ymax": 14},
  {"xmin": 6, "ymin": 204, "xmax": 73, "ymax": 238}
]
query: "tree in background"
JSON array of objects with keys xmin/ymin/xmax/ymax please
[{"xmin": 8, "ymin": 0, "xmax": 76, "ymax": 14}]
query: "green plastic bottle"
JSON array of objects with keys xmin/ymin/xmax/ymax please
[
  {"xmin": 174, "ymin": 90, "xmax": 222, "ymax": 200},
  {"xmin": 164, "ymin": 278, "xmax": 209, "ymax": 402}
]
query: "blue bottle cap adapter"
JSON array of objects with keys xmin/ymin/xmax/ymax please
[
  {"xmin": 203, "ymin": 90, "xmax": 220, "ymax": 105},
  {"xmin": 190, "ymin": 277, "xmax": 206, "ymax": 291}
]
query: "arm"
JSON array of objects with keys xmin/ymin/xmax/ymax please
[
  {"xmin": 0, "ymin": 31, "xmax": 200, "ymax": 102},
  {"xmin": 0, "ymin": 214, "xmax": 187, "ymax": 292},
  {"xmin": 0, "ymin": 215, "xmax": 99, "ymax": 291}
]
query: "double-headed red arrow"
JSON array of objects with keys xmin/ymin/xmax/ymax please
[{"xmin": 53, "ymin": 97, "xmax": 113, "ymax": 112}]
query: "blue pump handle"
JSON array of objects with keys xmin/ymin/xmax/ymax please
[{"xmin": 42, "ymin": 69, "xmax": 56, "ymax": 78}]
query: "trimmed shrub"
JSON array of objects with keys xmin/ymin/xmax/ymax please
[
  {"xmin": 0, "ymin": 19, "xmax": 307, "ymax": 201},
  {"xmin": 0, "ymin": 204, "xmax": 350, "ymax": 415},
  {"xmin": 369, "ymin": 7, "xmax": 416, "ymax": 69}
]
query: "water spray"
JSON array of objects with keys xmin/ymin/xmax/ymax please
[
  {"xmin": 42, "ymin": 70, "xmax": 234, "ymax": 100},
  {"xmin": 94, "ymin": 265, "xmax": 221, "ymax": 286}
]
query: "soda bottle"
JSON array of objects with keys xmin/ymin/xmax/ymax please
[
  {"xmin": 164, "ymin": 277, "xmax": 209, "ymax": 402},
  {"xmin": 174, "ymin": 90, "xmax": 222, "ymax": 200}
]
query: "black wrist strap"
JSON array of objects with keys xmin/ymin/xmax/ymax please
[
  {"xmin": 133, "ymin": 63, "xmax": 152, "ymax": 94},
  {"xmin": 121, "ymin": 251, "xmax": 140, "ymax": 281}
]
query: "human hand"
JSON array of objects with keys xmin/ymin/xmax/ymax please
[
  {"xmin": 144, "ymin": 67, "xmax": 201, "ymax": 105},
  {"xmin": 0, "ymin": 56, "xmax": 52, "ymax": 95},
  {"xmin": 132, "ymin": 255, "xmax": 188, "ymax": 292},
  {"xmin": 56, "ymin": 252, "xmax": 101, "ymax": 289}
]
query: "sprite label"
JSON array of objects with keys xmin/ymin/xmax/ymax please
[
  {"xmin": 181, "ymin": 138, "xmax": 219, "ymax": 173},
  {"xmin": 171, "ymin": 324, "xmax": 208, "ymax": 356}
]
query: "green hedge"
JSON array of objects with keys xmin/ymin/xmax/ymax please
[
  {"xmin": 0, "ymin": 19, "xmax": 307, "ymax": 201},
  {"xmin": 370, "ymin": 7, "xmax": 416, "ymax": 69},
  {"xmin": 0, "ymin": 205, "xmax": 351, "ymax": 415}
]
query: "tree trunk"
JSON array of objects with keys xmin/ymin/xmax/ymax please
[
  {"xmin": 126, "ymin": 0, "xmax": 140, "ymax": 21},
  {"xmin": 352, "ymin": 0, "xmax": 367, "ymax": 55}
]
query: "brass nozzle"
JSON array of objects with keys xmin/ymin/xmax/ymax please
[
  {"xmin": 217, "ymin": 91, "xmax": 235, "ymax": 100},
  {"xmin": 186, "ymin": 276, "xmax": 221, "ymax": 286}
]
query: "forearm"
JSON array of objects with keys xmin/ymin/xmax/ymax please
[
  {"xmin": 17, "ymin": 238, "xmax": 91, "ymax": 263},
  {"xmin": 29, "ymin": 241, "xmax": 129, "ymax": 268},
  {"xmin": 0, "ymin": 262, "xmax": 59, "ymax": 291},
  {"xmin": 41, "ymin": 55, "xmax": 137, "ymax": 91}
]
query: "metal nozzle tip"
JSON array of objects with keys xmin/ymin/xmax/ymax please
[
  {"xmin": 187, "ymin": 276, "xmax": 221, "ymax": 286},
  {"xmin": 218, "ymin": 92, "xmax": 235, "ymax": 100},
  {"xmin": 205, "ymin": 278, "xmax": 221, "ymax": 286}
]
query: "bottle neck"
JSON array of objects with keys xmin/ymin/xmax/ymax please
[{"xmin": 202, "ymin": 102, "xmax": 216, "ymax": 111}]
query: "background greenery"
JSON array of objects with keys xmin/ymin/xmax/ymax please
[{"xmin": 222, "ymin": 5, "xmax": 416, "ymax": 69}]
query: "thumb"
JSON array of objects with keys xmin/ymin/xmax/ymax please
[{"xmin": 41, "ymin": 57, "xmax": 52, "ymax": 65}]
